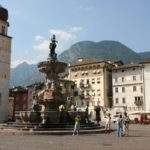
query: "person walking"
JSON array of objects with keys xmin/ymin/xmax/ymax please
[
  {"xmin": 72, "ymin": 114, "xmax": 81, "ymax": 136},
  {"xmin": 105, "ymin": 113, "xmax": 111, "ymax": 134},
  {"xmin": 123, "ymin": 112, "xmax": 130, "ymax": 136},
  {"xmin": 117, "ymin": 114, "xmax": 123, "ymax": 137}
]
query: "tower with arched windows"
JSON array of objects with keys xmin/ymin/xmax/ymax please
[{"xmin": 0, "ymin": 5, "xmax": 12, "ymax": 122}]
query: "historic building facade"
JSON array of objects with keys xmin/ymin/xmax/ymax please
[
  {"xmin": 112, "ymin": 59, "xmax": 150, "ymax": 114},
  {"xmin": 0, "ymin": 6, "xmax": 12, "ymax": 122},
  {"xmin": 67, "ymin": 58, "xmax": 118, "ymax": 119},
  {"xmin": 140, "ymin": 59, "xmax": 150, "ymax": 111}
]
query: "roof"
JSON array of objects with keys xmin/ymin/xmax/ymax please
[
  {"xmin": 140, "ymin": 58, "xmax": 150, "ymax": 64},
  {"xmin": 112, "ymin": 62, "xmax": 142, "ymax": 70},
  {"xmin": 0, "ymin": 6, "xmax": 8, "ymax": 21},
  {"xmin": 70, "ymin": 58, "xmax": 115, "ymax": 67}
]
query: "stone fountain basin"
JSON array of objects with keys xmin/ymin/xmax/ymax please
[
  {"xmin": 38, "ymin": 61, "xmax": 67, "ymax": 74},
  {"xmin": 15, "ymin": 111, "xmax": 87, "ymax": 125}
]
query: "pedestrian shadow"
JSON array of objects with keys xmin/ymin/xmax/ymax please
[{"xmin": 125, "ymin": 135, "xmax": 149, "ymax": 137}]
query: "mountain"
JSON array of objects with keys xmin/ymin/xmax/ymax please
[
  {"xmin": 58, "ymin": 40, "xmax": 142, "ymax": 64},
  {"xmin": 138, "ymin": 51, "xmax": 150, "ymax": 59},
  {"xmin": 10, "ymin": 40, "xmax": 142, "ymax": 87},
  {"xmin": 10, "ymin": 62, "xmax": 44, "ymax": 87}
]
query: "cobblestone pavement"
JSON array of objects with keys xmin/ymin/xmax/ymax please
[{"xmin": 0, "ymin": 123, "xmax": 150, "ymax": 150}]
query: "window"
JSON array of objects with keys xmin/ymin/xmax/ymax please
[
  {"xmin": 97, "ymin": 78, "xmax": 100, "ymax": 84},
  {"xmin": 115, "ymin": 77, "xmax": 118, "ymax": 83},
  {"xmin": 86, "ymin": 90, "xmax": 90, "ymax": 96},
  {"xmin": 97, "ymin": 89, "xmax": 100, "ymax": 96},
  {"xmin": 81, "ymin": 79, "xmax": 84, "ymax": 83},
  {"xmin": 97, "ymin": 70, "xmax": 101, "ymax": 74},
  {"xmin": 115, "ymin": 87, "xmax": 118, "ymax": 93},
  {"xmin": 122, "ymin": 77, "xmax": 124, "ymax": 82},
  {"xmin": 135, "ymin": 96, "xmax": 143, "ymax": 103},
  {"xmin": 92, "ymin": 90, "xmax": 95, "ymax": 96},
  {"xmin": 141, "ymin": 86, "xmax": 143, "ymax": 93},
  {"xmin": 86, "ymin": 79, "xmax": 90, "ymax": 84},
  {"xmin": 81, "ymin": 71, "xmax": 84, "ymax": 75},
  {"xmin": 74, "ymin": 72, "xmax": 78, "ymax": 77},
  {"xmin": 133, "ymin": 86, "xmax": 136, "ymax": 92},
  {"xmin": 122, "ymin": 98, "xmax": 126, "ymax": 103},
  {"xmin": 93, "ymin": 70, "xmax": 96, "ymax": 74},
  {"xmin": 115, "ymin": 98, "xmax": 119, "ymax": 104},
  {"xmin": 122, "ymin": 87, "xmax": 125, "ymax": 93},
  {"xmin": 85, "ymin": 71, "xmax": 88, "ymax": 75},
  {"xmin": 92, "ymin": 78, "xmax": 95, "ymax": 84},
  {"xmin": 133, "ymin": 75, "xmax": 136, "ymax": 81}
]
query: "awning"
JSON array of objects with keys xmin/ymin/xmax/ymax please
[{"xmin": 129, "ymin": 111, "xmax": 150, "ymax": 115}]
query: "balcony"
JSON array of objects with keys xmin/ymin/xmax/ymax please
[
  {"xmin": 134, "ymin": 100, "xmax": 143, "ymax": 106},
  {"xmin": 84, "ymin": 94, "xmax": 91, "ymax": 100},
  {"xmin": 79, "ymin": 83, "xmax": 91, "ymax": 88}
]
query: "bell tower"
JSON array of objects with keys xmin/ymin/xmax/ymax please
[{"xmin": 0, "ymin": 5, "xmax": 12, "ymax": 122}]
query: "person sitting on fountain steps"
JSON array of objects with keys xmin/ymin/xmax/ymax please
[{"xmin": 73, "ymin": 114, "xmax": 81, "ymax": 136}]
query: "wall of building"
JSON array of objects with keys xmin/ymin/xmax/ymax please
[
  {"xmin": 144, "ymin": 64, "xmax": 150, "ymax": 111},
  {"xmin": 0, "ymin": 18, "xmax": 11, "ymax": 122},
  {"xmin": 112, "ymin": 66, "xmax": 144, "ymax": 114}
]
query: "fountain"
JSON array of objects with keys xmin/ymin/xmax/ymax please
[
  {"xmin": 16, "ymin": 35, "xmax": 87, "ymax": 125},
  {"xmin": 3, "ymin": 35, "xmax": 104, "ymax": 134}
]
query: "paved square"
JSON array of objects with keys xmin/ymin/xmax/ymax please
[{"xmin": 0, "ymin": 123, "xmax": 150, "ymax": 150}]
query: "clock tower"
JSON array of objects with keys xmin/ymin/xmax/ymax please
[{"xmin": 0, "ymin": 5, "xmax": 12, "ymax": 122}]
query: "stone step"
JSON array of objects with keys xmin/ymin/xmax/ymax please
[{"xmin": 0, "ymin": 128, "xmax": 107, "ymax": 135}]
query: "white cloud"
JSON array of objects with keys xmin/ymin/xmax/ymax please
[
  {"xmin": 69, "ymin": 27, "xmax": 83, "ymax": 33},
  {"xmin": 34, "ymin": 35, "xmax": 45, "ymax": 41},
  {"xmin": 49, "ymin": 29, "xmax": 76, "ymax": 41},
  {"xmin": 33, "ymin": 39, "xmax": 49, "ymax": 52},
  {"xmin": 33, "ymin": 27, "xmax": 83, "ymax": 54}
]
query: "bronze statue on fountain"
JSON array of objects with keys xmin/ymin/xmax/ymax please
[{"xmin": 49, "ymin": 34, "xmax": 57, "ymax": 61}]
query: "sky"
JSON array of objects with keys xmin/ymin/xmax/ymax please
[{"xmin": 1, "ymin": 0, "xmax": 150, "ymax": 68}]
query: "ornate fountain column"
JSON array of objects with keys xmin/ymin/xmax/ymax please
[{"xmin": 37, "ymin": 35, "xmax": 67, "ymax": 110}]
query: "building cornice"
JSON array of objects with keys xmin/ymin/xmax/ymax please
[{"xmin": 0, "ymin": 33, "xmax": 12, "ymax": 38}]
